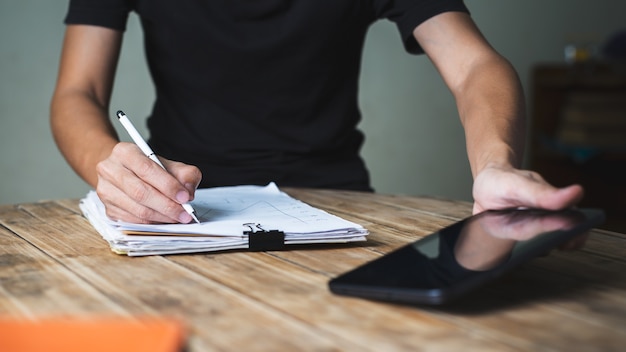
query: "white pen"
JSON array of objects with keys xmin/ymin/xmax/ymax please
[{"xmin": 116, "ymin": 110, "xmax": 200, "ymax": 223}]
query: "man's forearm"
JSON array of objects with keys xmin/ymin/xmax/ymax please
[
  {"xmin": 454, "ymin": 54, "xmax": 526, "ymax": 177},
  {"xmin": 50, "ymin": 91, "xmax": 119, "ymax": 187}
]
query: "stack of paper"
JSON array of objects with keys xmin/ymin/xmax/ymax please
[{"xmin": 80, "ymin": 183, "xmax": 368, "ymax": 256}]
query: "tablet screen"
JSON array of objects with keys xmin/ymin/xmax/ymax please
[{"xmin": 329, "ymin": 208, "xmax": 605, "ymax": 305}]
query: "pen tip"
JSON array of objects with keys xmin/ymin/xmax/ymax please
[{"xmin": 116, "ymin": 110, "xmax": 125, "ymax": 119}]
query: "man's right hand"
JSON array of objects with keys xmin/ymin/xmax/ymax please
[{"xmin": 95, "ymin": 142, "xmax": 202, "ymax": 224}]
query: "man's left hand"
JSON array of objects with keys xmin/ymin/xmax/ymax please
[{"xmin": 472, "ymin": 164, "xmax": 584, "ymax": 215}]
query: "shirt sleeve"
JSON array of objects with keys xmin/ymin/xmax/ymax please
[
  {"xmin": 64, "ymin": 0, "xmax": 134, "ymax": 31},
  {"xmin": 372, "ymin": 0, "xmax": 470, "ymax": 54}
]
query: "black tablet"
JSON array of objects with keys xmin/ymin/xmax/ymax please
[{"xmin": 329, "ymin": 207, "xmax": 605, "ymax": 305}]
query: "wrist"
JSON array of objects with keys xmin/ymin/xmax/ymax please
[{"xmin": 471, "ymin": 146, "xmax": 520, "ymax": 177}]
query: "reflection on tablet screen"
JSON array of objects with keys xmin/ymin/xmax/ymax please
[{"xmin": 329, "ymin": 208, "xmax": 604, "ymax": 305}]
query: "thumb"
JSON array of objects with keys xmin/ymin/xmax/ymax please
[
  {"xmin": 161, "ymin": 158, "xmax": 203, "ymax": 199},
  {"xmin": 531, "ymin": 183, "xmax": 584, "ymax": 210}
]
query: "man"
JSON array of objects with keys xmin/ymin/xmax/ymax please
[{"xmin": 51, "ymin": 1, "xmax": 583, "ymax": 224}]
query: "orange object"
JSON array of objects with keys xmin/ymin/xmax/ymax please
[{"xmin": 0, "ymin": 316, "xmax": 185, "ymax": 352}]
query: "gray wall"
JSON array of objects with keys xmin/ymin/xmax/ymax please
[{"xmin": 1, "ymin": 1, "xmax": 625, "ymax": 205}]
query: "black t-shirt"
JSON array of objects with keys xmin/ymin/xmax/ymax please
[{"xmin": 65, "ymin": 0, "xmax": 469, "ymax": 190}]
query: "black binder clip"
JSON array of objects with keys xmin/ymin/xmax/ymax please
[{"xmin": 244, "ymin": 223, "xmax": 286, "ymax": 251}]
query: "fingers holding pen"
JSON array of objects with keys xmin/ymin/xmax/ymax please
[
  {"xmin": 96, "ymin": 181, "xmax": 173, "ymax": 224},
  {"xmin": 161, "ymin": 158, "xmax": 202, "ymax": 200},
  {"xmin": 114, "ymin": 111, "xmax": 200, "ymax": 223},
  {"xmin": 96, "ymin": 143, "xmax": 194, "ymax": 223}
]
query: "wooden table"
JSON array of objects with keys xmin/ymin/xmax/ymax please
[{"xmin": 1, "ymin": 188, "xmax": 625, "ymax": 351}]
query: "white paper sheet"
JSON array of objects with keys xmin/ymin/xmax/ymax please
[{"xmin": 80, "ymin": 183, "xmax": 368, "ymax": 256}]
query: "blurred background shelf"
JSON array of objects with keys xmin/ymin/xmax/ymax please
[{"xmin": 530, "ymin": 63, "xmax": 626, "ymax": 233}]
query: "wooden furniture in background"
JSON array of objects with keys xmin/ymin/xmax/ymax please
[
  {"xmin": 1, "ymin": 190, "xmax": 625, "ymax": 351},
  {"xmin": 530, "ymin": 63, "xmax": 626, "ymax": 233}
]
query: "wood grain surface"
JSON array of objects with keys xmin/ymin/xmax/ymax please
[{"xmin": 1, "ymin": 189, "xmax": 624, "ymax": 351}]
